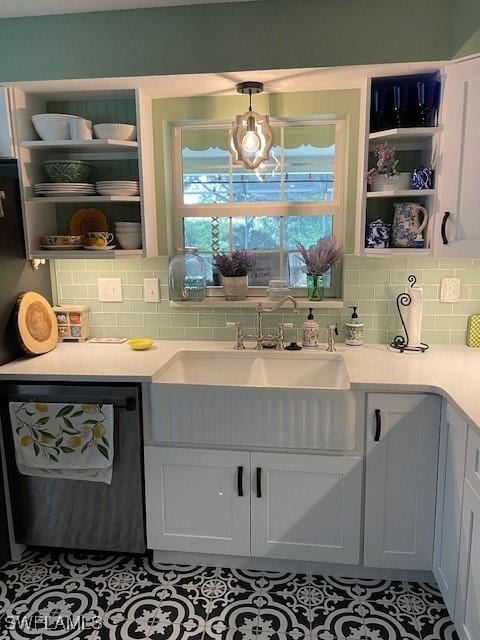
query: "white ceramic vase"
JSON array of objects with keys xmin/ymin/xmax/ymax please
[
  {"xmin": 222, "ymin": 275, "xmax": 248, "ymax": 301},
  {"xmin": 371, "ymin": 172, "xmax": 410, "ymax": 192}
]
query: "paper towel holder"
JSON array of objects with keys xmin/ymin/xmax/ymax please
[{"xmin": 390, "ymin": 275, "xmax": 430, "ymax": 353}]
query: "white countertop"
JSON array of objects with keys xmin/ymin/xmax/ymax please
[{"xmin": 0, "ymin": 341, "xmax": 479, "ymax": 430}]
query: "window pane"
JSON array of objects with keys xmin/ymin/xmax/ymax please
[
  {"xmin": 249, "ymin": 251, "xmax": 281, "ymax": 286},
  {"xmin": 183, "ymin": 217, "xmax": 230, "ymax": 252},
  {"xmin": 182, "ymin": 128, "xmax": 231, "ymax": 204},
  {"xmin": 231, "ymin": 135, "xmax": 282, "ymax": 202},
  {"xmin": 283, "ymin": 124, "xmax": 335, "ymax": 202},
  {"xmin": 287, "ymin": 252, "xmax": 332, "ymax": 288},
  {"xmin": 232, "ymin": 216, "xmax": 280, "ymax": 250},
  {"xmin": 180, "ymin": 123, "xmax": 337, "ymax": 205},
  {"xmin": 284, "ymin": 215, "xmax": 334, "ymax": 249}
]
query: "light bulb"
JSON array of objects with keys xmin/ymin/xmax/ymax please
[{"xmin": 241, "ymin": 130, "xmax": 260, "ymax": 153}]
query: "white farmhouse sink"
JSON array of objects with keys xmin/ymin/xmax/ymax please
[
  {"xmin": 153, "ymin": 350, "xmax": 350, "ymax": 390},
  {"xmin": 150, "ymin": 351, "xmax": 356, "ymax": 452}
]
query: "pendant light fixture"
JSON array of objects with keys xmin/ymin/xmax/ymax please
[{"xmin": 228, "ymin": 81, "xmax": 274, "ymax": 170}]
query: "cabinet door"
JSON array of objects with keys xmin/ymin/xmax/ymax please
[
  {"xmin": 364, "ymin": 394, "xmax": 440, "ymax": 570},
  {"xmin": 251, "ymin": 452, "xmax": 363, "ymax": 564},
  {"xmin": 0, "ymin": 88, "xmax": 14, "ymax": 159},
  {"xmin": 455, "ymin": 479, "xmax": 480, "ymax": 640},
  {"xmin": 433, "ymin": 403, "xmax": 468, "ymax": 616},
  {"xmin": 435, "ymin": 57, "xmax": 480, "ymax": 257},
  {"xmin": 144, "ymin": 447, "xmax": 250, "ymax": 556}
]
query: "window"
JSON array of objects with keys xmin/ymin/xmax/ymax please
[{"xmin": 172, "ymin": 119, "xmax": 346, "ymax": 296}]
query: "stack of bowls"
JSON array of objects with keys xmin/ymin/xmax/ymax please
[
  {"xmin": 31, "ymin": 113, "xmax": 81, "ymax": 141},
  {"xmin": 115, "ymin": 222, "xmax": 142, "ymax": 250}
]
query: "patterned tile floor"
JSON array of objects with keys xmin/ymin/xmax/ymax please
[{"xmin": 0, "ymin": 551, "xmax": 459, "ymax": 640}]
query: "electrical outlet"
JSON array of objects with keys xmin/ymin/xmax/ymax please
[
  {"xmin": 440, "ymin": 277, "xmax": 461, "ymax": 303},
  {"xmin": 98, "ymin": 277, "xmax": 123, "ymax": 302},
  {"xmin": 143, "ymin": 278, "xmax": 159, "ymax": 302}
]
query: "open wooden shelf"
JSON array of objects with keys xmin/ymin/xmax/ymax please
[
  {"xmin": 27, "ymin": 196, "xmax": 140, "ymax": 203},
  {"xmin": 366, "ymin": 189, "xmax": 435, "ymax": 198},
  {"xmin": 369, "ymin": 127, "xmax": 439, "ymax": 143},
  {"xmin": 21, "ymin": 139, "xmax": 138, "ymax": 152},
  {"xmin": 29, "ymin": 249, "xmax": 144, "ymax": 259},
  {"xmin": 364, "ymin": 248, "xmax": 432, "ymax": 256}
]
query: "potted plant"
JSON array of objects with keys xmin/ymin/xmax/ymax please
[
  {"xmin": 365, "ymin": 142, "xmax": 410, "ymax": 191},
  {"xmin": 296, "ymin": 237, "xmax": 342, "ymax": 301},
  {"xmin": 213, "ymin": 249, "xmax": 256, "ymax": 301}
]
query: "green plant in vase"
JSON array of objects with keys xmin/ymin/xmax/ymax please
[{"xmin": 296, "ymin": 237, "xmax": 342, "ymax": 301}]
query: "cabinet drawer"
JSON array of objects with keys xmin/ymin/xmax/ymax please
[{"xmin": 466, "ymin": 428, "xmax": 480, "ymax": 496}]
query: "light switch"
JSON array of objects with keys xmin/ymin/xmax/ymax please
[
  {"xmin": 440, "ymin": 277, "xmax": 461, "ymax": 303},
  {"xmin": 143, "ymin": 278, "xmax": 159, "ymax": 303},
  {"xmin": 98, "ymin": 277, "xmax": 123, "ymax": 302}
]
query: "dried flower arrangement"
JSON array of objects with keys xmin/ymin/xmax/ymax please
[
  {"xmin": 213, "ymin": 249, "xmax": 256, "ymax": 277},
  {"xmin": 365, "ymin": 141, "xmax": 399, "ymax": 183},
  {"xmin": 296, "ymin": 237, "xmax": 342, "ymax": 275}
]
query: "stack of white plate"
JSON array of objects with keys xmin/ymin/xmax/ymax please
[
  {"xmin": 34, "ymin": 183, "xmax": 95, "ymax": 197},
  {"xmin": 96, "ymin": 181, "xmax": 139, "ymax": 196},
  {"xmin": 115, "ymin": 221, "xmax": 142, "ymax": 250}
]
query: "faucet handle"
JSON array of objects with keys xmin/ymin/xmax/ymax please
[{"xmin": 227, "ymin": 322, "xmax": 245, "ymax": 350}]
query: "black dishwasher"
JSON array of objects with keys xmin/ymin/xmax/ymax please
[{"xmin": 0, "ymin": 382, "xmax": 146, "ymax": 554}]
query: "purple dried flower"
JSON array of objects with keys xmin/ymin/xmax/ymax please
[
  {"xmin": 295, "ymin": 237, "xmax": 342, "ymax": 275},
  {"xmin": 365, "ymin": 142, "xmax": 400, "ymax": 183},
  {"xmin": 213, "ymin": 249, "xmax": 256, "ymax": 277}
]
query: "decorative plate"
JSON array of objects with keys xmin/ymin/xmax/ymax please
[
  {"xmin": 69, "ymin": 208, "xmax": 108, "ymax": 236},
  {"xmin": 14, "ymin": 291, "xmax": 58, "ymax": 355}
]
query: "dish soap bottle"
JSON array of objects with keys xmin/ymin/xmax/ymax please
[
  {"xmin": 345, "ymin": 306, "xmax": 364, "ymax": 347},
  {"xmin": 302, "ymin": 308, "xmax": 319, "ymax": 348}
]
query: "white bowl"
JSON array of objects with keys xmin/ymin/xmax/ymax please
[
  {"xmin": 93, "ymin": 123, "xmax": 137, "ymax": 141},
  {"xmin": 116, "ymin": 233, "xmax": 142, "ymax": 250},
  {"xmin": 32, "ymin": 113, "xmax": 80, "ymax": 141}
]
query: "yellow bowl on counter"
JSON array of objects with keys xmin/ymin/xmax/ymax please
[{"xmin": 128, "ymin": 338, "xmax": 154, "ymax": 351}]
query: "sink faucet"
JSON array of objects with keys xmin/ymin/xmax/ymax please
[
  {"xmin": 227, "ymin": 296, "xmax": 298, "ymax": 350},
  {"xmin": 255, "ymin": 296, "xmax": 299, "ymax": 350},
  {"xmin": 326, "ymin": 323, "xmax": 338, "ymax": 352}
]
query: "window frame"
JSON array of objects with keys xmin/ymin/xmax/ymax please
[{"xmin": 171, "ymin": 118, "xmax": 347, "ymax": 298}]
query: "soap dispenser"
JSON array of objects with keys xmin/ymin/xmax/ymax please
[
  {"xmin": 302, "ymin": 308, "xmax": 319, "ymax": 348},
  {"xmin": 345, "ymin": 306, "xmax": 364, "ymax": 347}
]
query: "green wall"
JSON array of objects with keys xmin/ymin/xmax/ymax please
[
  {"xmin": 0, "ymin": 0, "xmax": 452, "ymax": 82},
  {"xmin": 152, "ymin": 88, "xmax": 360, "ymax": 255},
  {"xmin": 451, "ymin": 0, "xmax": 480, "ymax": 58}
]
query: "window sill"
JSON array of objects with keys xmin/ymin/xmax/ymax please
[{"xmin": 169, "ymin": 297, "xmax": 344, "ymax": 309}]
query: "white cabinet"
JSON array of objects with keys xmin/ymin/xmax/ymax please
[
  {"xmin": 455, "ymin": 478, "xmax": 480, "ymax": 640},
  {"xmin": 251, "ymin": 452, "xmax": 363, "ymax": 564},
  {"xmin": 0, "ymin": 88, "xmax": 14, "ymax": 158},
  {"xmin": 145, "ymin": 447, "xmax": 363, "ymax": 564},
  {"xmin": 364, "ymin": 393, "xmax": 440, "ymax": 570},
  {"xmin": 10, "ymin": 87, "xmax": 157, "ymax": 260},
  {"xmin": 435, "ymin": 57, "xmax": 480, "ymax": 257},
  {"xmin": 144, "ymin": 447, "xmax": 250, "ymax": 556},
  {"xmin": 455, "ymin": 428, "xmax": 480, "ymax": 640},
  {"xmin": 433, "ymin": 402, "xmax": 468, "ymax": 616}
]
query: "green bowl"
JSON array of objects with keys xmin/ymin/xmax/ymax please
[{"xmin": 44, "ymin": 160, "xmax": 91, "ymax": 183}]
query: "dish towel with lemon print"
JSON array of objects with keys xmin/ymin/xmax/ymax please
[{"xmin": 9, "ymin": 402, "xmax": 114, "ymax": 484}]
